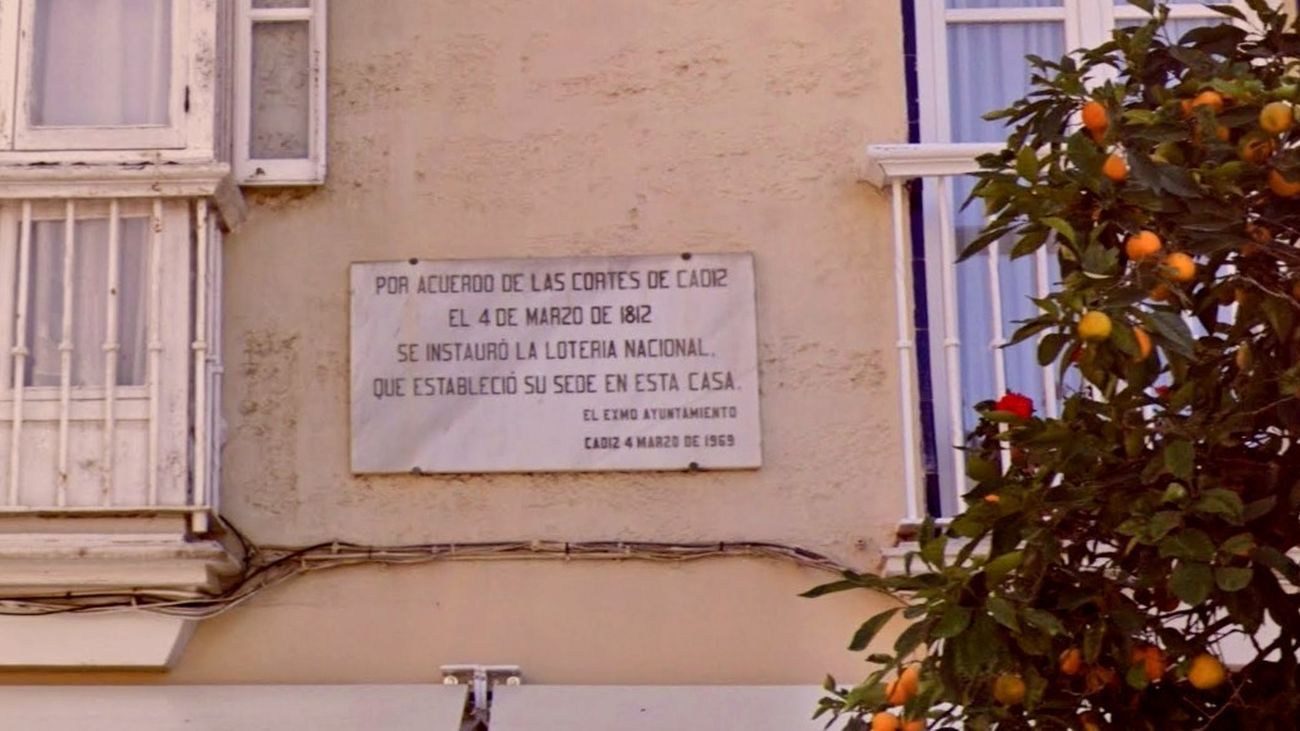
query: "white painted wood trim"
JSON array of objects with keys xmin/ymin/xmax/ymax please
[
  {"xmin": 0, "ymin": 614, "xmax": 196, "ymax": 670},
  {"xmin": 101, "ymin": 201, "xmax": 122, "ymax": 506},
  {"xmin": 861, "ymin": 142, "xmax": 1000, "ymax": 186},
  {"xmin": 945, "ymin": 7, "xmax": 1067, "ymax": 23},
  {"xmin": 13, "ymin": 0, "xmax": 189, "ymax": 151},
  {"xmin": 7, "ymin": 202, "xmax": 31, "ymax": 506},
  {"xmin": 191, "ymin": 201, "xmax": 209, "ymax": 510},
  {"xmin": 491, "ymin": 685, "xmax": 849, "ymax": 731},
  {"xmin": 55, "ymin": 200, "xmax": 75, "ymax": 506},
  {"xmin": 0, "ymin": 685, "xmax": 469, "ymax": 726},
  {"xmin": 0, "ymin": 0, "xmax": 18, "ymax": 150},
  {"xmin": 0, "ymin": 163, "xmax": 246, "ymax": 229},
  {"xmin": 234, "ymin": 0, "xmax": 328, "ymax": 185}
]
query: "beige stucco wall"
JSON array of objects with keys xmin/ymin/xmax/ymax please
[{"xmin": 179, "ymin": 0, "xmax": 912, "ymax": 684}]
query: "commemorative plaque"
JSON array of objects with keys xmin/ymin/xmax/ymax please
[{"xmin": 350, "ymin": 253, "xmax": 761, "ymax": 473}]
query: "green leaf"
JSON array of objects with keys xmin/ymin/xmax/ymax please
[
  {"xmin": 934, "ymin": 605, "xmax": 974, "ymax": 639},
  {"xmin": 1163, "ymin": 440, "xmax": 1195, "ymax": 481},
  {"xmin": 985, "ymin": 551, "xmax": 1024, "ymax": 585},
  {"xmin": 1243, "ymin": 496, "xmax": 1278, "ymax": 523},
  {"xmin": 1040, "ymin": 217, "xmax": 1078, "ymax": 246},
  {"xmin": 920, "ymin": 533, "xmax": 950, "ymax": 568},
  {"xmin": 1252, "ymin": 546, "xmax": 1300, "ymax": 582},
  {"xmin": 1125, "ymin": 663, "xmax": 1151, "ymax": 691},
  {"xmin": 1159, "ymin": 529, "xmax": 1216, "ymax": 561},
  {"xmin": 986, "ymin": 595, "xmax": 1020, "ymax": 631},
  {"xmin": 1171, "ymin": 561, "xmax": 1214, "ymax": 605},
  {"xmin": 893, "ymin": 619, "xmax": 929, "ymax": 657},
  {"xmin": 848, "ymin": 608, "xmax": 900, "ymax": 652},
  {"xmin": 1081, "ymin": 242, "xmax": 1118, "ymax": 278},
  {"xmin": 800, "ymin": 579, "xmax": 858, "ymax": 598},
  {"xmin": 1022, "ymin": 608, "xmax": 1065, "ymax": 636},
  {"xmin": 1037, "ymin": 333, "xmax": 1068, "ymax": 367},
  {"xmin": 1144, "ymin": 511, "xmax": 1183, "ymax": 544},
  {"xmin": 1214, "ymin": 566, "xmax": 1253, "ymax": 592},
  {"xmin": 1193, "ymin": 489, "xmax": 1245, "ymax": 524},
  {"xmin": 1221, "ymin": 533, "xmax": 1255, "ymax": 557},
  {"xmin": 1141, "ymin": 310, "xmax": 1195, "ymax": 359},
  {"xmin": 1016, "ymin": 147, "xmax": 1039, "ymax": 180},
  {"xmin": 1208, "ymin": 3, "xmax": 1247, "ymax": 21},
  {"xmin": 1261, "ymin": 297, "xmax": 1294, "ymax": 340}
]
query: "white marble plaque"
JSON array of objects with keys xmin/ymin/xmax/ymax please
[{"xmin": 350, "ymin": 253, "xmax": 761, "ymax": 473}]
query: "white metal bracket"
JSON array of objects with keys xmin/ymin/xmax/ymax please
[{"xmin": 441, "ymin": 664, "xmax": 521, "ymax": 728}]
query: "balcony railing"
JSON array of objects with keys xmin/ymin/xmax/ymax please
[
  {"xmin": 0, "ymin": 165, "xmax": 241, "ymax": 532},
  {"xmin": 866, "ymin": 142, "xmax": 1067, "ymax": 523}
]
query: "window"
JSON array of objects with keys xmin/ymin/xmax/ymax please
[
  {"xmin": 0, "ymin": 0, "xmax": 328, "ymax": 181},
  {"xmin": 234, "ymin": 0, "xmax": 328, "ymax": 185},
  {"xmin": 24, "ymin": 214, "xmax": 150, "ymax": 389},
  {"xmin": 4, "ymin": 0, "xmax": 187, "ymax": 150},
  {"xmin": 909, "ymin": 0, "xmax": 1247, "ymax": 516}
]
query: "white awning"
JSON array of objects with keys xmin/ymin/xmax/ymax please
[
  {"xmin": 0, "ymin": 684, "xmax": 468, "ymax": 731},
  {"xmin": 490, "ymin": 685, "xmax": 849, "ymax": 731}
]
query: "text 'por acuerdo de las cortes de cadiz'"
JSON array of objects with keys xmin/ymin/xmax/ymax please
[{"xmin": 349, "ymin": 252, "xmax": 761, "ymax": 473}]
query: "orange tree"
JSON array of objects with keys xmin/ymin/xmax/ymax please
[{"xmin": 812, "ymin": 2, "xmax": 1300, "ymax": 729}]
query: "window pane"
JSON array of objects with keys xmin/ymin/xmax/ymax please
[
  {"xmin": 30, "ymin": 0, "xmax": 172, "ymax": 127},
  {"xmin": 948, "ymin": 0, "xmax": 1062, "ymax": 7},
  {"xmin": 250, "ymin": 21, "xmax": 311, "ymax": 159},
  {"xmin": 253, "ymin": 0, "xmax": 309, "ymax": 7},
  {"xmin": 947, "ymin": 22, "xmax": 1065, "ymax": 143},
  {"xmin": 1119, "ymin": 17, "xmax": 1222, "ymax": 39},
  {"xmin": 23, "ymin": 218, "xmax": 149, "ymax": 388}
]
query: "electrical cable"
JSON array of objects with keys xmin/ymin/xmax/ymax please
[{"xmin": 0, "ymin": 518, "xmax": 860, "ymax": 618}]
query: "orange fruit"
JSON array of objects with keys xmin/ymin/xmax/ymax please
[
  {"xmin": 1235, "ymin": 345, "xmax": 1252, "ymax": 370},
  {"xmin": 1269, "ymin": 169, "xmax": 1300, "ymax": 197},
  {"xmin": 1215, "ymin": 124, "xmax": 1231, "ymax": 142},
  {"xmin": 1249, "ymin": 223, "xmax": 1273, "ymax": 243},
  {"xmin": 1078, "ymin": 311, "xmax": 1112, "ymax": 342},
  {"xmin": 885, "ymin": 665, "xmax": 920, "ymax": 705},
  {"xmin": 1059, "ymin": 647, "xmax": 1084, "ymax": 676},
  {"xmin": 1082, "ymin": 101, "xmax": 1108, "ymax": 136},
  {"xmin": 902, "ymin": 720, "xmax": 925, "ymax": 731},
  {"xmin": 1079, "ymin": 712, "xmax": 1103, "ymax": 731},
  {"xmin": 1188, "ymin": 653, "xmax": 1227, "ymax": 690},
  {"xmin": 993, "ymin": 673, "xmax": 1027, "ymax": 706},
  {"xmin": 1125, "ymin": 230, "xmax": 1163, "ymax": 261},
  {"xmin": 1085, "ymin": 666, "xmax": 1117, "ymax": 695},
  {"xmin": 871, "ymin": 711, "xmax": 902, "ymax": 731},
  {"xmin": 1162, "ymin": 252, "xmax": 1196, "ymax": 283},
  {"xmin": 1132, "ymin": 326, "xmax": 1153, "ymax": 362},
  {"xmin": 1102, "ymin": 153, "xmax": 1128, "ymax": 182},
  {"xmin": 1180, "ymin": 98, "xmax": 1195, "ymax": 118},
  {"xmin": 1291, "ymin": 279, "xmax": 1300, "ymax": 300},
  {"xmin": 1149, "ymin": 283, "xmax": 1174, "ymax": 303},
  {"xmin": 1132, "ymin": 645, "xmax": 1166, "ymax": 682},
  {"xmin": 1260, "ymin": 101, "xmax": 1294, "ymax": 135},
  {"xmin": 1192, "ymin": 89, "xmax": 1225, "ymax": 113},
  {"xmin": 1238, "ymin": 132, "xmax": 1275, "ymax": 164}
]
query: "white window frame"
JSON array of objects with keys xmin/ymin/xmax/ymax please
[
  {"xmin": 233, "ymin": 0, "xmax": 327, "ymax": 185},
  {"xmin": 911, "ymin": 0, "xmax": 1251, "ymax": 517},
  {"xmin": 0, "ymin": 0, "xmax": 222, "ymax": 164},
  {"xmin": 914, "ymin": 0, "xmax": 1252, "ymax": 147},
  {"xmin": 8, "ymin": 0, "xmax": 188, "ymax": 150}
]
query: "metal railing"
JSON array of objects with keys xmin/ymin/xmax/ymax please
[
  {"xmin": 866, "ymin": 143, "xmax": 1063, "ymax": 522},
  {"xmin": 0, "ymin": 179, "xmax": 226, "ymax": 531}
]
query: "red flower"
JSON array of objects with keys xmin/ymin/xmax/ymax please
[{"xmin": 995, "ymin": 391, "xmax": 1034, "ymax": 420}]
